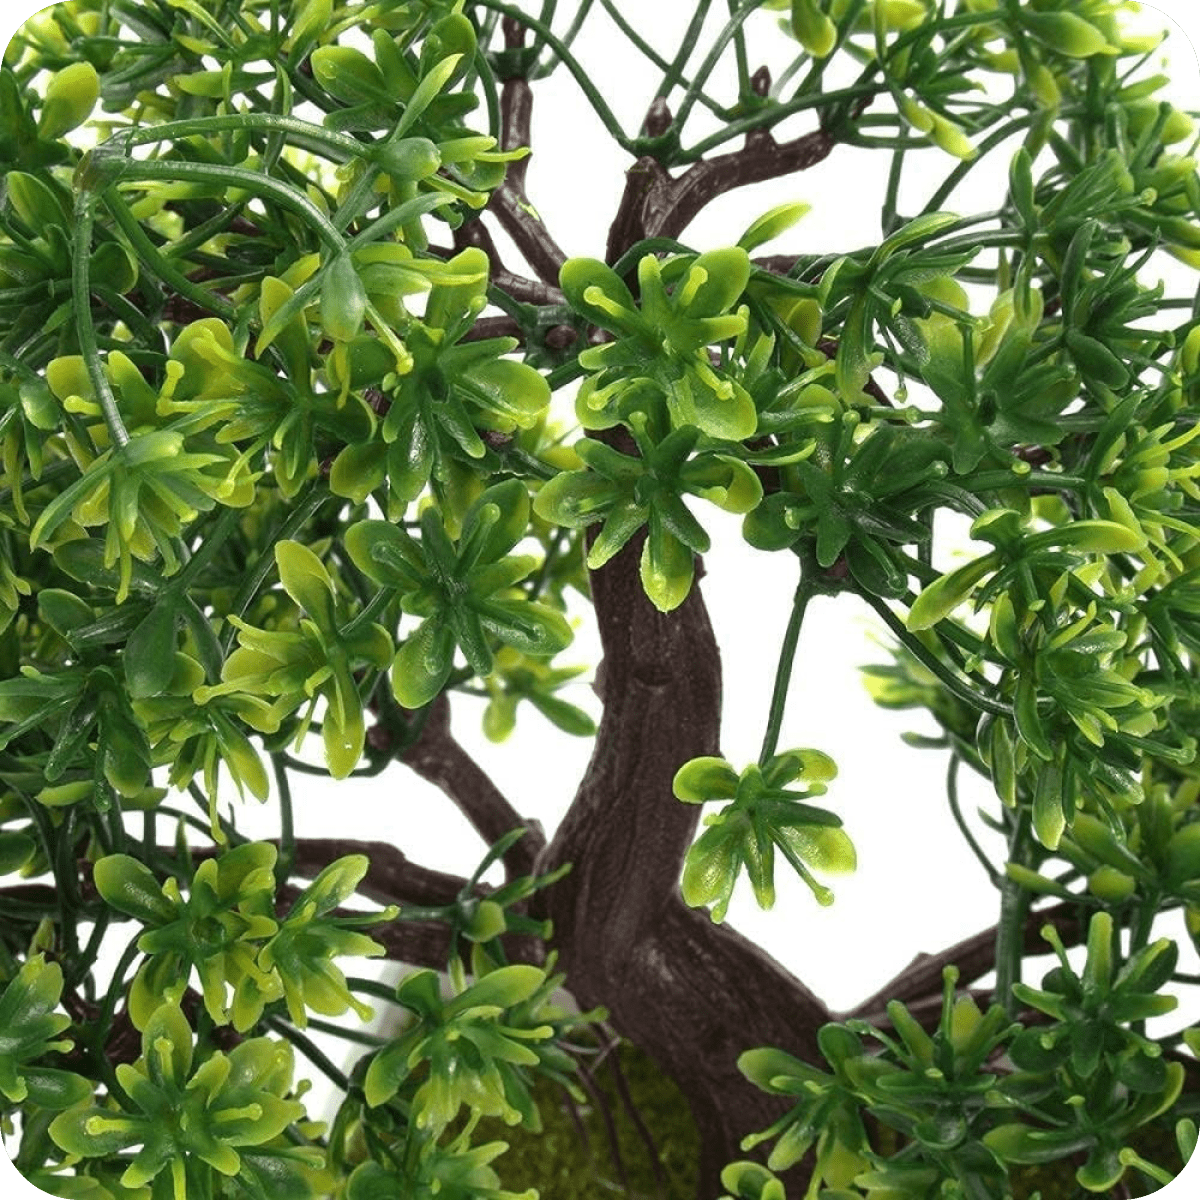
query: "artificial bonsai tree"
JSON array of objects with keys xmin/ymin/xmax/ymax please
[{"xmin": 1, "ymin": 0, "xmax": 1200, "ymax": 1196}]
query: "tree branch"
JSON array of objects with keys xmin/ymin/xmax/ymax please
[
  {"xmin": 838, "ymin": 901, "xmax": 1086, "ymax": 1023},
  {"xmin": 443, "ymin": 221, "xmax": 565, "ymax": 305},
  {"xmin": 401, "ymin": 694, "xmax": 545, "ymax": 877},
  {"xmin": 606, "ymin": 97, "xmax": 873, "ymax": 263},
  {"xmin": 462, "ymin": 314, "xmax": 524, "ymax": 342},
  {"xmin": 483, "ymin": 25, "xmax": 568, "ymax": 286},
  {"xmin": 288, "ymin": 834, "xmax": 474, "ymax": 907},
  {"xmin": 172, "ymin": 837, "xmax": 471, "ymax": 910}
]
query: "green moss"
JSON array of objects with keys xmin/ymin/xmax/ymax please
[{"xmin": 486, "ymin": 1040, "xmax": 700, "ymax": 1199}]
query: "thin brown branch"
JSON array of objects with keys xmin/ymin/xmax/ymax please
[
  {"xmin": 837, "ymin": 901, "xmax": 1086, "ymax": 1022},
  {"xmin": 483, "ymin": 25, "xmax": 568, "ymax": 286},
  {"xmin": 606, "ymin": 97, "xmax": 873, "ymax": 264},
  {"xmin": 462, "ymin": 315, "xmax": 524, "ymax": 342},
  {"xmin": 402, "ymin": 694, "xmax": 545, "ymax": 876},
  {"xmin": 288, "ymin": 835, "xmax": 473, "ymax": 907},
  {"xmin": 175, "ymin": 837, "xmax": 470, "ymax": 910},
  {"xmin": 444, "ymin": 224, "xmax": 565, "ymax": 305},
  {"xmin": 649, "ymin": 128, "xmax": 838, "ymax": 243}
]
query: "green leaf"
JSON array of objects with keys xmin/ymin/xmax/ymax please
[
  {"xmin": 1076, "ymin": 1146, "xmax": 1124, "ymax": 1193},
  {"xmin": 21, "ymin": 1067, "xmax": 94, "ymax": 1111},
  {"xmin": 276, "ymin": 541, "xmax": 338, "ymax": 630},
  {"xmin": 737, "ymin": 1046, "xmax": 812, "ymax": 1094},
  {"xmin": 789, "ymin": 0, "xmax": 837, "ymax": 58},
  {"xmin": 906, "ymin": 552, "xmax": 999, "ymax": 630},
  {"xmin": 0, "ymin": 830, "xmax": 34, "ymax": 875},
  {"xmin": 673, "ymin": 756, "xmax": 739, "ymax": 802},
  {"xmin": 1022, "ymin": 11, "xmax": 1115, "ymax": 58},
  {"xmin": 124, "ymin": 602, "xmax": 179, "ymax": 699},
  {"xmin": 293, "ymin": 854, "xmax": 368, "ymax": 917},
  {"xmin": 640, "ymin": 519, "xmax": 694, "ymax": 612},
  {"xmin": 38, "ymin": 61, "xmax": 100, "ymax": 139},
  {"xmin": 445, "ymin": 964, "xmax": 546, "ymax": 1016},
  {"xmin": 462, "ymin": 480, "xmax": 531, "ymax": 565},
  {"xmin": 93, "ymin": 854, "xmax": 176, "ymax": 925},
  {"xmin": 311, "ymin": 45, "xmax": 388, "ymax": 105},
  {"xmin": 737, "ymin": 203, "xmax": 811, "ymax": 253},
  {"xmin": 560, "ymin": 258, "xmax": 639, "ymax": 330},
  {"xmin": 321, "ymin": 253, "xmax": 368, "ymax": 343},
  {"xmin": 392, "ymin": 618, "xmax": 455, "ymax": 708},
  {"xmin": 395, "ymin": 53, "xmax": 464, "ymax": 138},
  {"xmin": 680, "ymin": 248, "xmax": 752, "ymax": 318},
  {"xmin": 526, "ymin": 691, "xmax": 595, "ymax": 737},
  {"xmin": 533, "ymin": 470, "xmax": 620, "ymax": 529},
  {"xmin": 682, "ymin": 819, "xmax": 744, "ymax": 922}
]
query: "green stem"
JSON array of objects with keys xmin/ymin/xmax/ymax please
[
  {"xmin": 340, "ymin": 589, "xmax": 394, "ymax": 638},
  {"xmin": 861, "ymin": 592, "xmax": 1010, "ymax": 717},
  {"xmin": 304, "ymin": 1016, "xmax": 387, "ymax": 1047},
  {"xmin": 656, "ymin": 0, "xmax": 714, "ymax": 105},
  {"xmin": 110, "ymin": 159, "xmax": 344, "ymax": 251},
  {"xmin": 947, "ymin": 754, "xmax": 999, "ymax": 885},
  {"xmin": 995, "ymin": 807, "xmax": 1032, "ymax": 1016},
  {"xmin": 680, "ymin": 81, "xmax": 883, "ymax": 160},
  {"xmin": 531, "ymin": 0, "xmax": 595, "ymax": 77},
  {"xmin": 346, "ymin": 976, "xmax": 401, "ymax": 1002},
  {"xmin": 728, "ymin": 0, "xmax": 751, "ymax": 97},
  {"xmin": 273, "ymin": 755, "xmax": 295, "ymax": 887},
  {"xmin": 473, "ymin": 0, "xmax": 634, "ymax": 151},
  {"xmin": 114, "ymin": 112, "xmax": 364, "ymax": 158},
  {"xmin": 171, "ymin": 505, "xmax": 242, "ymax": 591},
  {"xmin": 919, "ymin": 113, "xmax": 1039, "ymax": 216},
  {"xmin": 71, "ymin": 196, "xmax": 129, "ymax": 449},
  {"xmin": 102, "ymin": 187, "xmax": 237, "ymax": 320},
  {"xmin": 671, "ymin": 0, "xmax": 757, "ymax": 134},
  {"xmin": 265, "ymin": 1017, "xmax": 351, "ymax": 1091},
  {"xmin": 758, "ymin": 572, "xmax": 815, "ymax": 766},
  {"xmin": 95, "ymin": 935, "xmax": 142, "ymax": 1044}
]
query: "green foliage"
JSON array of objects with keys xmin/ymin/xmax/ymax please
[
  {"xmin": 48, "ymin": 1003, "xmax": 324, "ymax": 1199},
  {"xmin": 736, "ymin": 935, "xmax": 1189, "ymax": 1198},
  {"xmin": 198, "ymin": 540, "xmax": 393, "ymax": 780},
  {"xmin": 0, "ymin": 954, "xmax": 90, "ymax": 1111},
  {"xmin": 673, "ymin": 749, "xmax": 853, "ymax": 917},
  {"xmin": 94, "ymin": 843, "xmax": 392, "ymax": 1032},
  {"xmin": 346, "ymin": 479, "xmax": 572, "ymax": 706}
]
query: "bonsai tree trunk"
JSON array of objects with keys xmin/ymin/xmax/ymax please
[{"xmin": 534, "ymin": 528, "xmax": 831, "ymax": 1191}]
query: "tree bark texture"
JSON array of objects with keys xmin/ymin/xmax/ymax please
[{"xmin": 533, "ymin": 530, "xmax": 832, "ymax": 1193}]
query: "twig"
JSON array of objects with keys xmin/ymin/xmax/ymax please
[
  {"xmin": 577, "ymin": 1060, "xmax": 632, "ymax": 1195},
  {"xmin": 485, "ymin": 23, "xmax": 569, "ymax": 285},
  {"xmin": 444, "ymin": 224, "xmax": 565, "ymax": 305},
  {"xmin": 606, "ymin": 96, "xmax": 873, "ymax": 262},
  {"xmin": 462, "ymin": 315, "xmax": 525, "ymax": 342}
]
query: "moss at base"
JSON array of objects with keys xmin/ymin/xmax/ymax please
[{"xmin": 486, "ymin": 1040, "xmax": 700, "ymax": 1199}]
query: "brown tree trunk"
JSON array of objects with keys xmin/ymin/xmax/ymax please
[{"xmin": 533, "ymin": 530, "xmax": 831, "ymax": 1195}]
